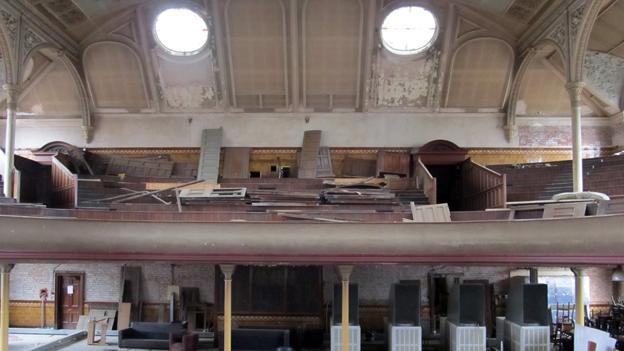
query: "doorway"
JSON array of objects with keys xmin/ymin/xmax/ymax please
[{"xmin": 55, "ymin": 272, "xmax": 84, "ymax": 329}]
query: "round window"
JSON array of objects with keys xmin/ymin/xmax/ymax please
[
  {"xmin": 154, "ymin": 8, "xmax": 208, "ymax": 55},
  {"xmin": 381, "ymin": 6, "xmax": 438, "ymax": 56}
]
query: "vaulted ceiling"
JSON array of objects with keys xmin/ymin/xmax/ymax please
[{"xmin": 0, "ymin": 0, "xmax": 619, "ymax": 119}]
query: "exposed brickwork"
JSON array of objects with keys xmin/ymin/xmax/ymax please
[
  {"xmin": 10, "ymin": 263, "xmax": 215, "ymax": 303},
  {"xmin": 518, "ymin": 126, "xmax": 613, "ymax": 147}
]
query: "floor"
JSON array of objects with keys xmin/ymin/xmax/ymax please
[
  {"xmin": 60, "ymin": 337, "xmax": 218, "ymax": 350},
  {"xmin": 9, "ymin": 333, "xmax": 65, "ymax": 351}
]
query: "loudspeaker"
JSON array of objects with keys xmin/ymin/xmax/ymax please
[
  {"xmin": 506, "ymin": 276, "xmax": 548, "ymax": 325},
  {"xmin": 447, "ymin": 283, "xmax": 485, "ymax": 325},
  {"xmin": 390, "ymin": 282, "xmax": 421, "ymax": 326},
  {"xmin": 332, "ymin": 283, "xmax": 358, "ymax": 325}
]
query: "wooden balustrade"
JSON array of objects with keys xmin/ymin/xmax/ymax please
[
  {"xmin": 461, "ymin": 159, "xmax": 506, "ymax": 210},
  {"xmin": 51, "ymin": 155, "xmax": 77, "ymax": 208},
  {"xmin": 414, "ymin": 157, "xmax": 437, "ymax": 204}
]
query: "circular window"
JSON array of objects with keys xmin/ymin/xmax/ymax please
[
  {"xmin": 154, "ymin": 8, "xmax": 208, "ymax": 55},
  {"xmin": 381, "ymin": 6, "xmax": 438, "ymax": 56}
]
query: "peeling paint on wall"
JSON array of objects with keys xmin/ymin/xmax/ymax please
[
  {"xmin": 584, "ymin": 51, "xmax": 624, "ymax": 108},
  {"xmin": 162, "ymin": 84, "xmax": 216, "ymax": 109},
  {"xmin": 373, "ymin": 50, "xmax": 440, "ymax": 108}
]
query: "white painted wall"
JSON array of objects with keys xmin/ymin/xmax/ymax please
[{"xmin": 7, "ymin": 112, "xmax": 513, "ymax": 149}]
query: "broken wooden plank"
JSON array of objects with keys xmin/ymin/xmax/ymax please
[
  {"xmin": 298, "ymin": 130, "xmax": 322, "ymax": 179},
  {"xmin": 197, "ymin": 128, "xmax": 223, "ymax": 182},
  {"xmin": 145, "ymin": 182, "xmax": 220, "ymax": 191},
  {"xmin": 222, "ymin": 147, "xmax": 251, "ymax": 179},
  {"xmin": 277, "ymin": 213, "xmax": 353, "ymax": 223}
]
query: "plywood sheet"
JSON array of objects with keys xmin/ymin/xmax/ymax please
[
  {"xmin": 298, "ymin": 130, "xmax": 322, "ymax": 179},
  {"xmin": 222, "ymin": 147, "xmax": 250, "ymax": 179},
  {"xmin": 197, "ymin": 128, "xmax": 223, "ymax": 182}
]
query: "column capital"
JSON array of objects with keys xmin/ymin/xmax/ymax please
[
  {"xmin": 571, "ymin": 267, "xmax": 586, "ymax": 276},
  {"xmin": 2, "ymin": 84, "xmax": 20, "ymax": 108},
  {"xmin": 220, "ymin": 264, "xmax": 236, "ymax": 279},
  {"xmin": 0, "ymin": 264, "xmax": 14, "ymax": 273},
  {"xmin": 336, "ymin": 265, "xmax": 353, "ymax": 281},
  {"xmin": 565, "ymin": 81, "xmax": 585, "ymax": 104}
]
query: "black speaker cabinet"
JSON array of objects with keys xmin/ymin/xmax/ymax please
[
  {"xmin": 447, "ymin": 283, "xmax": 485, "ymax": 326},
  {"xmin": 390, "ymin": 282, "xmax": 421, "ymax": 326},
  {"xmin": 332, "ymin": 283, "xmax": 358, "ymax": 325},
  {"xmin": 506, "ymin": 276, "xmax": 548, "ymax": 325}
]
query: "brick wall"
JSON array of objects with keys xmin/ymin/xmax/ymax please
[
  {"xmin": 518, "ymin": 125, "xmax": 613, "ymax": 148},
  {"xmin": 10, "ymin": 263, "xmax": 216, "ymax": 303}
]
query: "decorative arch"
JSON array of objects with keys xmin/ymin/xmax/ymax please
[
  {"xmin": 569, "ymin": 0, "xmax": 607, "ymax": 83},
  {"xmin": 504, "ymin": 39, "xmax": 568, "ymax": 140},
  {"xmin": 415, "ymin": 139, "xmax": 468, "ymax": 165},
  {"xmin": 19, "ymin": 43, "xmax": 93, "ymax": 140},
  {"xmin": 83, "ymin": 41, "xmax": 150, "ymax": 110},
  {"xmin": 0, "ymin": 10, "xmax": 16, "ymax": 85},
  {"xmin": 445, "ymin": 37, "xmax": 514, "ymax": 109}
]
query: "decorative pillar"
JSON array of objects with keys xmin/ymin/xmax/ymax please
[
  {"xmin": 3, "ymin": 84, "xmax": 19, "ymax": 199},
  {"xmin": 0, "ymin": 264, "xmax": 13, "ymax": 351},
  {"xmin": 571, "ymin": 268, "xmax": 585, "ymax": 326},
  {"xmin": 220, "ymin": 265, "xmax": 236, "ymax": 351},
  {"xmin": 566, "ymin": 82, "xmax": 585, "ymax": 193},
  {"xmin": 337, "ymin": 265, "xmax": 353, "ymax": 351}
]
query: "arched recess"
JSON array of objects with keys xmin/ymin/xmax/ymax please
[
  {"xmin": 445, "ymin": 38, "xmax": 514, "ymax": 109},
  {"xmin": 225, "ymin": 0, "xmax": 288, "ymax": 109},
  {"xmin": 302, "ymin": 0, "xmax": 363, "ymax": 110},
  {"xmin": 20, "ymin": 44, "xmax": 93, "ymax": 138},
  {"xmin": 83, "ymin": 41, "xmax": 150, "ymax": 110},
  {"xmin": 516, "ymin": 46, "xmax": 572, "ymax": 117},
  {"xmin": 504, "ymin": 39, "xmax": 568, "ymax": 140}
]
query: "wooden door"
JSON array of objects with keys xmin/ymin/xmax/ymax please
[{"xmin": 57, "ymin": 274, "xmax": 83, "ymax": 329}]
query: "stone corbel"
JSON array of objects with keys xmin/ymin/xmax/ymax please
[{"xmin": 504, "ymin": 123, "xmax": 517, "ymax": 142}]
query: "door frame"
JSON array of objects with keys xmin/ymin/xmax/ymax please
[{"xmin": 54, "ymin": 271, "xmax": 85, "ymax": 329}]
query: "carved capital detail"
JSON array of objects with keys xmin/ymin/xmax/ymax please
[{"xmin": 566, "ymin": 81, "xmax": 585, "ymax": 105}]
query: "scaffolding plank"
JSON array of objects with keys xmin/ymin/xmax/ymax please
[
  {"xmin": 316, "ymin": 147, "xmax": 334, "ymax": 178},
  {"xmin": 197, "ymin": 128, "xmax": 223, "ymax": 182},
  {"xmin": 298, "ymin": 130, "xmax": 322, "ymax": 179}
]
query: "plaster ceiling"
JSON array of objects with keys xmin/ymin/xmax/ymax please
[
  {"xmin": 25, "ymin": 0, "xmax": 556, "ymax": 42},
  {"xmin": 588, "ymin": 0, "xmax": 624, "ymax": 58}
]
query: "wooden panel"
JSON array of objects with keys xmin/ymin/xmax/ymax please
[
  {"xmin": 376, "ymin": 151, "xmax": 410, "ymax": 176},
  {"xmin": 543, "ymin": 203, "xmax": 587, "ymax": 218},
  {"xmin": 216, "ymin": 265, "xmax": 322, "ymax": 315},
  {"xmin": 298, "ymin": 130, "xmax": 322, "ymax": 179},
  {"xmin": 460, "ymin": 160, "xmax": 506, "ymax": 210},
  {"xmin": 408, "ymin": 203, "xmax": 451, "ymax": 222},
  {"xmin": 58, "ymin": 274, "xmax": 83, "ymax": 329},
  {"xmin": 120, "ymin": 266, "xmax": 142, "ymax": 323},
  {"xmin": 197, "ymin": 128, "xmax": 223, "ymax": 182},
  {"xmin": 222, "ymin": 148, "xmax": 251, "ymax": 179},
  {"xmin": 105, "ymin": 157, "xmax": 173, "ymax": 178},
  {"xmin": 51, "ymin": 155, "xmax": 77, "ymax": 208},
  {"xmin": 316, "ymin": 147, "xmax": 334, "ymax": 178},
  {"xmin": 342, "ymin": 156, "xmax": 376, "ymax": 177}
]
